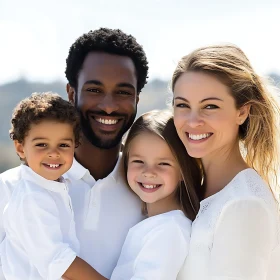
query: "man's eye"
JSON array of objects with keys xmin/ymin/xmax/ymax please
[
  {"xmin": 118, "ymin": 91, "xmax": 131, "ymax": 96},
  {"xmin": 87, "ymin": 88, "xmax": 101, "ymax": 93}
]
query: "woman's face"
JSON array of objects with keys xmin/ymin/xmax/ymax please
[{"xmin": 173, "ymin": 71, "xmax": 249, "ymax": 160}]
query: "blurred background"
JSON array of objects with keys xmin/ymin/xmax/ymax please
[{"xmin": 1, "ymin": 0, "xmax": 280, "ymax": 172}]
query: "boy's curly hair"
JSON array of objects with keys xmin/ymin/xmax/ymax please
[{"xmin": 10, "ymin": 92, "xmax": 80, "ymax": 146}]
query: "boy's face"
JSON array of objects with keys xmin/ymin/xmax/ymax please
[{"xmin": 14, "ymin": 120, "xmax": 75, "ymax": 181}]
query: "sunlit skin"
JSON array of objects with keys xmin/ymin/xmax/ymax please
[
  {"xmin": 14, "ymin": 121, "xmax": 75, "ymax": 181},
  {"xmin": 173, "ymin": 72, "xmax": 250, "ymax": 197},
  {"xmin": 127, "ymin": 132, "xmax": 182, "ymax": 217},
  {"xmin": 67, "ymin": 52, "xmax": 139, "ymax": 180}
]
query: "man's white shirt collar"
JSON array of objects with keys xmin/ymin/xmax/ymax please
[{"xmin": 63, "ymin": 154, "xmax": 124, "ymax": 184}]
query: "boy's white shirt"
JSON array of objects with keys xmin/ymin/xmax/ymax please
[
  {"xmin": 0, "ymin": 154, "xmax": 144, "ymax": 279},
  {"xmin": 0, "ymin": 164, "xmax": 79, "ymax": 279}
]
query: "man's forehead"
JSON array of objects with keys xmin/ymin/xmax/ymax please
[{"xmin": 78, "ymin": 51, "xmax": 137, "ymax": 86}]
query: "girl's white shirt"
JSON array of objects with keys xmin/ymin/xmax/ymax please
[
  {"xmin": 0, "ymin": 164, "xmax": 79, "ymax": 280},
  {"xmin": 111, "ymin": 210, "xmax": 191, "ymax": 280},
  {"xmin": 182, "ymin": 168, "xmax": 280, "ymax": 280}
]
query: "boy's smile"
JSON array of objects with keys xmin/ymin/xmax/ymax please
[{"xmin": 14, "ymin": 120, "xmax": 75, "ymax": 181}]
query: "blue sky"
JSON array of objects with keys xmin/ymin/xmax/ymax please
[{"xmin": 0, "ymin": 0, "xmax": 279, "ymax": 84}]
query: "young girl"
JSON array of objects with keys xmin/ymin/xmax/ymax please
[
  {"xmin": 109, "ymin": 109, "xmax": 202, "ymax": 279},
  {"xmin": 0, "ymin": 92, "xmax": 113, "ymax": 280},
  {"xmin": 62, "ymin": 109, "xmax": 201, "ymax": 280},
  {"xmin": 172, "ymin": 44, "xmax": 280, "ymax": 279}
]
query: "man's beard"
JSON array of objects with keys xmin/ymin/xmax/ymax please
[{"xmin": 77, "ymin": 108, "xmax": 136, "ymax": 149}]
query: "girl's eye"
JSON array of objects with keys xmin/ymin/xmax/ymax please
[
  {"xmin": 159, "ymin": 162, "xmax": 171, "ymax": 166},
  {"xmin": 36, "ymin": 143, "xmax": 47, "ymax": 147},
  {"xmin": 131, "ymin": 160, "xmax": 143, "ymax": 164},
  {"xmin": 205, "ymin": 104, "xmax": 219, "ymax": 109}
]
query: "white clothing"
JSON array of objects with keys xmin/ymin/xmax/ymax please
[
  {"xmin": 111, "ymin": 210, "xmax": 191, "ymax": 280},
  {"xmin": 182, "ymin": 168, "xmax": 280, "ymax": 280},
  {"xmin": 58, "ymin": 157, "xmax": 144, "ymax": 278},
  {"xmin": 0, "ymin": 156, "xmax": 143, "ymax": 279},
  {"xmin": 0, "ymin": 164, "xmax": 79, "ymax": 280}
]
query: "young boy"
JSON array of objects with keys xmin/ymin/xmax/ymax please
[{"xmin": 0, "ymin": 92, "xmax": 106, "ymax": 280}]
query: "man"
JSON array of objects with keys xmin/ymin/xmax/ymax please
[
  {"xmin": 64, "ymin": 27, "xmax": 149, "ymax": 278},
  {"xmin": 0, "ymin": 27, "xmax": 149, "ymax": 279}
]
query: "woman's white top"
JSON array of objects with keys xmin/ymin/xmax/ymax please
[
  {"xmin": 183, "ymin": 168, "xmax": 280, "ymax": 280},
  {"xmin": 0, "ymin": 165, "xmax": 79, "ymax": 280},
  {"xmin": 111, "ymin": 210, "xmax": 191, "ymax": 280}
]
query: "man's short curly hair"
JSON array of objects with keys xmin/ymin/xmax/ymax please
[
  {"xmin": 10, "ymin": 92, "xmax": 80, "ymax": 146},
  {"xmin": 65, "ymin": 27, "xmax": 149, "ymax": 93}
]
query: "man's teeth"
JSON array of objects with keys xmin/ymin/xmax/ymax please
[
  {"xmin": 48, "ymin": 164, "xmax": 60, "ymax": 168},
  {"xmin": 189, "ymin": 133, "xmax": 211, "ymax": 140},
  {"xmin": 96, "ymin": 118, "xmax": 118, "ymax": 125},
  {"xmin": 142, "ymin": 184, "xmax": 158, "ymax": 189}
]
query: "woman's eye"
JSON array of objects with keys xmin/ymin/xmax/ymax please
[
  {"xmin": 205, "ymin": 104, "xmax": 219, "ymax": 109},
  {"xmin": 175, "ymin": 103, "xmax": 189, "ymax": 108}
]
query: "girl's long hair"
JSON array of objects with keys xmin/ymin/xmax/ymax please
[{"xmin": 122, "ymin": 110, "xmax": 202, "ymax": 220}]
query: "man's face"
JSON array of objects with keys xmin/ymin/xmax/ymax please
[{"xmin": 68, "ymin": 52, "xmax": 139, "ymax": 149}]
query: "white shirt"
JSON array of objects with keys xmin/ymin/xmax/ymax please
[
  {"xmin": 0, "ymin": 164, "xmax": 79, "ymax": 280},
  {"xmin": 62, "ymin": 156, "xmax": 144, "ymax": 278},
  {"xmin": 111, "ymin": 210, "xmax": 191, "ymax": 280},
  {"xmin": 182, "ymin": 168, "xmax": 280, "ymax": 280},
  {"xmin": 0, "ymin": 156, "xmax": 143, "ymax": 279}
]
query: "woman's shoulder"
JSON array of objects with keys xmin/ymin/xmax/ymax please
[{"xmin": 227, "ymin": 168, "xmax": 276, "ymax": 206}]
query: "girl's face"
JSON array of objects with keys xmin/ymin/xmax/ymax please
[
  {"xmin": 127, "ymin": 132, "xmax": 181, "ymax": 208},
  {"xmin": 173, "ymin": 71, "xmax": 249, "ymax": 161}
]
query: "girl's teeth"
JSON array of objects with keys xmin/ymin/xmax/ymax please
[
  {"xmin": 189, "ymin": 133, "xmax": 211, "ymax": 140},
  {"xmin": 142, "ymin": 184, "xmax": 158, "ymax": 189}
]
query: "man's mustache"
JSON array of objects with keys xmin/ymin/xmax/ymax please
[{"xmin": 85, "ymin": 110, "xmax": 126, "ymax": 118}]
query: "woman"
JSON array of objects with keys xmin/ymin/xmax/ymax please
[{"xmin": 172, "ymin": 44, "xmax": 280, "ymax": 279}]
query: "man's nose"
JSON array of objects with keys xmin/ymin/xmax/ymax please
[{"xmin": 97, "ymin": 94, "xmax": 119, "ymax": 115}]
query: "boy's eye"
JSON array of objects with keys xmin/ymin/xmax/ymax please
[
  {"xmin": 36, "ymin": 143, "xmax": 47, "ymax": 147},
  {"xmin": 60, "ymin": 143, "xmax": 70, "ymax": 148}
]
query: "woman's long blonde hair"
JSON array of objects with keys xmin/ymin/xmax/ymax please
[{"xmin": 171, "ymin": 44, "xmax": 280, "ymax": 197}]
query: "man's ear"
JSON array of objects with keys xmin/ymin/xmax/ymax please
[
  {"xmin": 14, "ymin": 140, "xmax": 25, "ymax": 160},
  {"xmin": 237, "ymin": 104, "xmax": 251, "ymax": 125},
  {"xmin": 67, "ymin": 83, "xmax": 75, "ymax": 104},
  {"xmin": 136, "ymin": 94, "xmax": 139, "ymax": 105}
]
